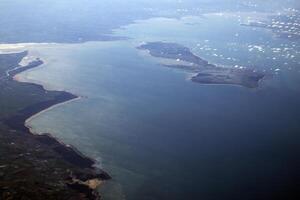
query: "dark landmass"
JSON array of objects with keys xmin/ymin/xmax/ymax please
[
  {"xmin": 138, "ymin": 42, "xmax": 266, "ymax": 88},
  {"xmin": 8, "ymin": 58, "xmax": 44, "ymax": 77},
  {"xmin": 0, "ymin": 51, "xmax": 110, "ymax": 199},
  {"xmin": 139, "ymin": 42, "xmax": 210, "ymax": 66}
]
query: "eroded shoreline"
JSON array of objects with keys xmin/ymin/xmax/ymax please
[{"xmin": 1, "ymin": 51, "xmax": 110, "ymax": 199}]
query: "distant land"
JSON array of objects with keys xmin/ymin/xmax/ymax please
[
  {"xmin": 241, "ymin": 9, "xmax": 300, "ymax": 40},
  {"xmin": 0, "ymin": 51, "xmax": 110, "ymax": 200},
  {"xmin": 0, "ymin": 1, "xmax": 296, "ymax": 44},
  {"xmin": 138, "ymin": 42, "xmax": 266, "ymax": 88}
]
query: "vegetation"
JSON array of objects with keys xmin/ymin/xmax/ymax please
[{"xmin": 0, "ymin": 52, "xmax": 108, "ymax": 200}]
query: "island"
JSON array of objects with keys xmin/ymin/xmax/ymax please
[
  {"xmin": 137, "ymin": 42, "xmax": 266, "ymax": 88},
  {"xmin": 0, "ymin": 51, "xmax": 110, "ymax": 199}
]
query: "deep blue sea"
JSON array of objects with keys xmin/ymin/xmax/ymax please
[{"xmin": 18, "ymin": 13, "xmax": 300, "ymax": 200}]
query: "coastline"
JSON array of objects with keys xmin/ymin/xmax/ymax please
[
  {"xmin": 138, "ymin": 42, "xmax": 266, "ymax": 88},
  {"xmin": 3, "ymin": 52, "xmax": 111, "ymax": 199},
  {"xmin": 25, "ymin": 96, "xmax": 82, "ymax": 133}
]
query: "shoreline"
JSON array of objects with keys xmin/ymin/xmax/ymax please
[
  {"xmin": 3, "ymin": 52, "xmax": 111, "ymax": 199},
  {"xmin": 25, "ymin": 96, "xmax": 82, "ymax": 133},
  {"xmin": 138, "ymin": 42, "xmax": 267, "ymax": 88},
  {"xmin": 7, "ymin": 53, "xmax": 95, "ymax": 167}
]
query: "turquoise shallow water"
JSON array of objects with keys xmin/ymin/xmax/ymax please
[{"xmin": 19, "ymin": 14, "xmax": 300, "ymax": 200}]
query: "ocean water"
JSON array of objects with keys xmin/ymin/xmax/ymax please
[{"xmin": 18, "ymin": 14, "xmax": 300, "ymax": 200}]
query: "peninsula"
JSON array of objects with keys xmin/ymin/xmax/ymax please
[
  {"xmin": 138, "ymin": 42, "xmax": 266, "ymax": 88},
  {"xmin": 0, "ymin": 51, "xmax": 110, "ymax": 199}
]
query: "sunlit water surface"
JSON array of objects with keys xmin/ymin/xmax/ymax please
[{"xmin": 18, "ymin": 14, "xmax": 300, "ymax": 200}]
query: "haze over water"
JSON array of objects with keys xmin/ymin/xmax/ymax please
[{"xmin": 18, "ymin": 14, "xmax": 300, "ymax": 200}]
